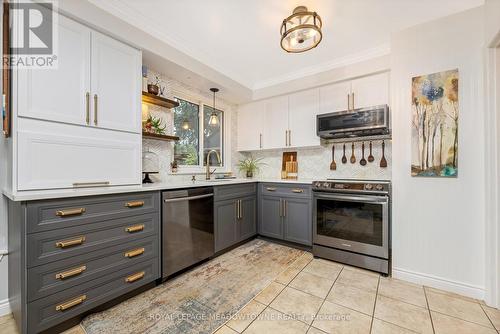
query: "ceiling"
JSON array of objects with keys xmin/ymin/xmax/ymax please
[{"xmin": 89, "ymin": 0, "xmax": 483, "ymax": 90}]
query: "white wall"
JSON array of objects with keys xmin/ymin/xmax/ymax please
[
  {"xmin": 485, "ymin": 0, "xmax": 500, "ymax": 45},
  {"xmin": 391, "ymin": 7, "xmax": 486, "ymax": 299}
]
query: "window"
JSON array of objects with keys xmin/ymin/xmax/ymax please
[
  {"xmin": 173, "ymin": 98, "xmax": 200, "ymax": 166},
  {"xmin": 203, "ymin": 105, "xmax": 223, "ymax": 166},
  {"xmin": 173, "ymin": 96, "xmax": 224, "ymax": 170}
]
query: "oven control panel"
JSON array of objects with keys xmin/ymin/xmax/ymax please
[{"xmin": 312, "ymin": 180, "xmax": 390, "ymax": 194}]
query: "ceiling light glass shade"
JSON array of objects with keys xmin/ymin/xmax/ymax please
[
  {"xmin": 280, "ymin": 6, "xmax": 322, "ymax": 53},
  {"xmin": 209, "ymin": 113, "xmax": 219, "ymax": 126}
]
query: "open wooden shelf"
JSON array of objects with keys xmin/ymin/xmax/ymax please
[
  {"xmin": 142, "ymin": 131, "xmax": 179, "ymax": 141},
  {"xmin": 141, "ymin": 92, "xmax": 179, "ymax": 109}
]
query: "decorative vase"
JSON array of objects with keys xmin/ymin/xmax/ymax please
[
  {"xmin": 246, "ymin": 170, "xmax": 253, "ymax": 178},
  {"xmin": 147, "ymin": 84, "xmax": 159, "ymax": 95}
]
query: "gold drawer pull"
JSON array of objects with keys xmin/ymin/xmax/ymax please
[
  {"xmin": 124, "ymin": 247, "xmax": 145, "ymax": 258},
  {"xmin": 125, "ymin": 224, "xmax": 145, "ymax": 233},
  {"xmin": 266, "ymin": 187, "xmax": 277, "ymax": 191},
  {"xmin": 125, "ymin": 201, "xmax": 144, "ymax": 208},
  {"xmin": 55, "ymin": 265, "xmax": 87, "ymax": 280},
  {"xmin": 125, "ymin": 271, "xmax": 145, "ymax": 283},
  {"xmin": 56, "ymin": 208, "xmax": 86, "ymax": 217},
  {"xmin": 56, "ymin": 295, "xmax": 87, "ymax": 311},
  {"xmin": 55, "ymin": 236, "xmax": 86, "ymax": 249},
  {"xmin": 292, "ymin": 189, "xmax": 304, "ymax": 193}
]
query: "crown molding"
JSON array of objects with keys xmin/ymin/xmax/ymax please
[{"xmin": 251, "ymin": 44, "xmax": 391, "ymax": 90}]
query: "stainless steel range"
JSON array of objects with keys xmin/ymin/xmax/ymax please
[{"xmin": 312, "ymin": 179, "xmax": 391, "ymax": 275}]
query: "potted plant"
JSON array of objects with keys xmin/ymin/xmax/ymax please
[
  {"xmin": 238, "ymin": 156, "xmax": 265, "ymax": 178},
  {"xmin": 170, "ymin": 160, "xmax": 178, "ymax": 173},
  {"xmin": 143, "ymin": 115, "xmax": 166, "ymax": 135}
]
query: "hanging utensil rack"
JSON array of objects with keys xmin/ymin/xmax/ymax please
[{"xmin": 321, "ymin": 134, "xmax": 392, "ymax": 145}]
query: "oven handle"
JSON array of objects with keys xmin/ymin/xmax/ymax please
[
  {"xmin": 314, "ymin": 193, "xmax": 388, "ymax": 204},
  {"xmin": 164, "ymin": 193, "xmax": 213, "ymax": 203}
]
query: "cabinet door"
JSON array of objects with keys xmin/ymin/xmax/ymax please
[
  {"xmin": 215, "ymin": 200, "xmax": 238, "ymax": 252},
  {"xmin": 239, "ymin": 196, "xmax": 257, "ymax": 241},
  {"xmin": 17, "ymin": 119, "xmax": 141, "ymax": 191},
  {"xmin": 288, "ymin": 88, "xmax": 320, "ymax": 148},
  {"xmin": 319, "ymin": 81, "xmax": 351, "ymax": 114},
  {"xmin": 351, "ymin": 72, "xmax": 390, "ymax": 109},
  {"xmin": 283, "ymin": 197, "xmax": 312, "ymax": 246},
  {"xmin": 17, "ymin": 15, "xmax": 91, "ymax": 125},
  {"xmin": 263, "ymin": 96, "xmax": 289, "ymax": 150},
  {"xmin": 237, "ymin": 101, "xmax": 264, "ymax": 151},
  {"xmin": 91, "ymin": 31, "xmax": 142, "ymax": 133},
  {"xmin": 258, "ymin": 196, "xmax": 283, "ymax": 239}
]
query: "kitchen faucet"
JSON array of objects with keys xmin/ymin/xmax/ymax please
[{"xmin": 206, "ymin": 150, "xmax": 221, "ymax": 180}]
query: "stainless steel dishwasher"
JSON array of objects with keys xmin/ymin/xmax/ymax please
[{"xmin": 162, "ymin": 187, "xmax": 214, "ymax": 278}]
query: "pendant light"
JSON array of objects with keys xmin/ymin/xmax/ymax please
[
  {"xmin": 209, "ymin": 88, "xmax": 219, "ymax": 127},
  {"xmin": 181, "ymin": 118, "xmax": 190, "ymax": 130},
  {"xmin": 280, "ymin": 6, "xmax": 322, "ymax": 53}
]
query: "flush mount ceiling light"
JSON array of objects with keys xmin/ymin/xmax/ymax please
[
  {"xmin": 280, "ymin": 6, "xmax": 323, "ymax": 53},
  {"xmin": 209, "ymin": 88, "xmax": 219, "ymax": 127}
]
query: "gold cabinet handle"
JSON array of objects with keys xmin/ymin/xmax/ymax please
[
  {"xmin": 124, "ymin": 247, "xmax": 145, "ymax": 258},
  {"xmin": 239, "ymin": 200, "xmax": 242, "ymax": 219},
  {"xmin": 125, "ymin": 271, "xmax": 145, "ymax": 283},
  {"xmin": 351, "ymin": 92, "xmax": 355, "ymax": 110},
  {"xmin": 292, "ymin": 189, "xmax": 304, "ymax": 193},
  {"xmin": 55, "ymin": 236, "xmax": 86, "ymax": 248},
  {"xmin": 283, "ymin": 200, "xmax": 287, "ymax": 217},
  {"xmin": 288, "ymin": 130, "xmax": 291, "ymax": 147},
  {"xmin": 85, "ymin": 92, "xmax": 90, "ymax": 125},
  {"xmin": 56, "ymin": 295, "xmax": 86, "ymax": 311},
  {"xmin": 235, "ymin": 201, "xmax": 239, "ymax": 220},
  {"xmin": 72, "ymin": 181, "xmax": 110, "ymax": 188},
  {"xmin": 93, "ymin": 94, "xmax": 98, "ymax": 126},
  {"xmin": 125, "ymin": 201, "xmax": 144, "ymax": 208},
  {"xmin": 55, "ymin": 265, "xmax": 87, "ymax": 280},
  {"xmin": 266, "ymin": 187, "xmax": 277, "ymax": 192},
  {"xmin": 56, "ymin": 208, "xmax": 86, "ymax": 217},
  {"xmin": 125, "ymin": 224, "xmax": 145, "ymax": 233}
]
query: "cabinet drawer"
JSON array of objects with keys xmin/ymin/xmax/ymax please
[
  {"xmin": 27, "ymin": 213, "xmax": 158, "ymax": 268},
  {"xmin": 27, "ymin": 236, "xmax": 159, "ymax": 302},
  {"xmin": 259, "ymin": 183, "xmax": 311, "ymax": 198},
  {"xmin": 215, "ymin": 183, "xmax": 256, "ymax": 201},
  {"xmin": 26, "ymin": 192, "xmax": 159, "ymax": 234},
  {"xmin": 27, "ymin": 258, "xmax": 158, "ymax": 333}
]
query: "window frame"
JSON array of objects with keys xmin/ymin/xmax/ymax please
[{"xmin": 171, "ymin": 90, "xmax": 231, "ymax": 175}]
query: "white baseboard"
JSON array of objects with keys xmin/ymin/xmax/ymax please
[
  {"xmin": 0, "ymin": 298, "xmax": 10, "ymax": 317},
  {"xmin": 393, "ymin": 267, "xmax": 485, "ymax": 301}
]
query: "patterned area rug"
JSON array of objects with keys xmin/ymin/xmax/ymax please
[{"xmin": 81, "ymin": 239, "xmax": 305, "ymax": 334}]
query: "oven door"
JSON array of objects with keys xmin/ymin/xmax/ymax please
[{"xmin": 313, "ymin": 192, "xmax": 389, "ymax": 259}]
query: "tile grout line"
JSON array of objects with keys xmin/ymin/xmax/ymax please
[
  {"xmin": 308, "ymin": 263, "xmax": 345, "ymax": 332},
  {"xmin": 423, "ymin": 283, "xmax": 436, "ymax": 334},
  {"xmin": 479, "ymin": 302, "xmax": 499, "ymax": 331},
  {"xmin": 429, "ymin": 308, "xmax": 499, "ymax": 330},
  {"xmin": 369, "ymin": 275, "xmax": 381, "ymax": 333}
]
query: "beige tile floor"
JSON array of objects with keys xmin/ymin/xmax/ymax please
[
  {"xmin": 1, "ymin": 253, "xmax": 500, "ymax": 334},
  {"xmin": 215, "ymin": 254, "xmax": 500, "ymax": 334}
]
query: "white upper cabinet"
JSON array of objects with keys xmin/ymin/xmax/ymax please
[
  {"xmin": 237, "ymin": 101, "xmax": 264, "ymax": 151},
  {"xmin": 263, "ymin": 95, "xmax": 289, "ymax": 150},
  {"xmin": 350, "ymin": 72, "xmax": 390, "ymax": 109},
  {"xmin": 17, "ymin": 16, "xmax": 91, "ymax": 125},
  {"xmin": 288, "ymin": 88, "xmax": 320, "ymax": 148},
  {"xmin": 319, "ymin": 81, "xmax": 352, "ymax": 114},
  {"xmin": 91, "ymin": 31, "xmax": 142, "ymax": 133}
]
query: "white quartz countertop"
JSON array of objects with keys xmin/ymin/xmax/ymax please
[{"xmin": 3, "ymin": 178, "xmax": 314, "ymax": 201}]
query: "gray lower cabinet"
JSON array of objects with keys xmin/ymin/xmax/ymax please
[
  {"xmin": 214, "ymin": 185, "xmax": 257, "ymax": 252},
  {"xmin": 8, "ymin": 192, "xmax": 161, "ymax": 334},
  {"xmin": 258, "ymin": 183, "xmax": 312, "ymax": 246}
]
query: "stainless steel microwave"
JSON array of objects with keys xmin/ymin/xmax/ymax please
[{"xmin": 317, "ymin": 105, "xmax": 390, "ymax": 139}]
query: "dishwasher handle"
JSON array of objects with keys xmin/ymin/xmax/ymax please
[{"xmin": 164, "ymin": 193, "xmax": 213, "ymax": 203}]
